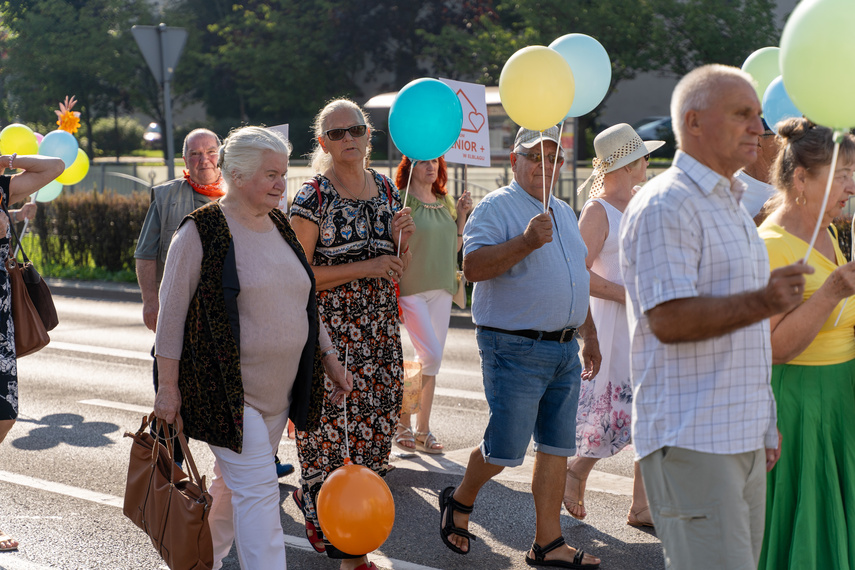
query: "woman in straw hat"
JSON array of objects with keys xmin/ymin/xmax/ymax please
[{"xmin": 564, "ymin": 123, "xmax": 663, "ymax": 528}]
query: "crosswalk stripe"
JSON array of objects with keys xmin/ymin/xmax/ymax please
[{"xmin": 0, "ymin": 470, "xmax": 443, "ymax": 570}]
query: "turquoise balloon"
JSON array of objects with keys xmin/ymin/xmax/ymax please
[
  {"xmin": 741, "ymin": 47, "xmax": 780, "ymax": 103},
  {"xmin": 39, "ymin": 130, "xmax": 79, "ymax": 168},
  {"xmin": 781, "ymin": 0, "xmax": 855, "ymax": 130},
  {"xmin": 34, "ymin": 180, "xmax": 62, "ymax": 202},
  {"xmin": 762, "ymin": 76, "xmax": 802, "ymax": 133},
  {"xmin": 389, "ymin": 78, "xmax": 463, "ymax": 161},
  {"xmin": 548, "ymin": 34, "xmax": 611, "ymax": 118}
]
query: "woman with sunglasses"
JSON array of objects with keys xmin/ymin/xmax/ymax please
[
  {"xmin": 393, "ymin": 156, "xmax": 472, "ymax": 454},
  {"xmin": 290, "ymin": 98, "xmax": 414, "ymax": 570},
  {"xmin": 564, "ymin": 124, "xmax": 663, "ymax": 528}
]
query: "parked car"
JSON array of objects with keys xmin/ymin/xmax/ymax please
[
  {"xmin": 143, "ymin": 122, "xmax": 162, "ymax": 149},
  {"xmin": 632, "ymin": 116, "xmax": 675, "ymax": 159}
]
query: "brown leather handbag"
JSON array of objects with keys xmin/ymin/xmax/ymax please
[
  {"xmin": 4, "ymin": 200, "xmax": 58, "ymax": 357},
  {"xmin": 7, "ymin": 256, "xmax": 50, "ymax": 357},
  {"xmin": 123, "ymin": 414, "xmax": 213, "ymax": 570}
]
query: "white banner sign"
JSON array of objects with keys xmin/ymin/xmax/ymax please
[{"xmin": 440, "ymin": 79, "xmax": 491, "ymax": 167}]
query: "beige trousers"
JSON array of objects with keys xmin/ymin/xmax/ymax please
[{"xmin": 640, "ymin": 446, "xmax": 766, "ymax": 570}]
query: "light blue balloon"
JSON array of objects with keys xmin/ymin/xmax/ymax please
[
  {"xmin": 549, "ymin": 33, "xmax": 612, "ymax": 118},
  {"xmin": 389, "ymin": 78, "xmax": 463, "ymax": 161},
  {"xmin": 763, "ymin": 76, "xmax": 802, "ymax": 133},
  {"xmin": 39, "ymin": 130, "xmax": 79, "ymax": 168},
  {"xmin": 34, "ymin": 180, "xmax": 63, "ymax": 203}
]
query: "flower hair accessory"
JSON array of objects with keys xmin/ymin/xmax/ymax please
[{"xmin": 55, "ymin": 96, "xmax": 81, "ymax": 134}]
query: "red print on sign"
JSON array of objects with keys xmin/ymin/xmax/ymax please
[{"xmin": 458, "ymin": 90, "xmax": 485, "ymax": 134}]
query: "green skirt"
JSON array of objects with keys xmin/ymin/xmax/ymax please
[{"xmin": 759, "ymin": 358, "xmax": 855, "ymax": 570}]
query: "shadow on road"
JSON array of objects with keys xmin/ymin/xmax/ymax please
[{"xmin": 12, "ymin": 413, "xmax": 118, "ymax": 450}]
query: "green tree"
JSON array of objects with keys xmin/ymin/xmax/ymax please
[
  {"xmin": 163, "ymin": 0, "xmax": 492, "ymax": 155},
  {"xmin": 422, "ymin": 0, "xmax": 779, "ymax": 151},
  {"xmin": 652, "ymin": 0, "xmax": 779, "ymax": 75},
  {"xmin": 0, "ymin": 0, "xmax": 155, "ymax": 157}
]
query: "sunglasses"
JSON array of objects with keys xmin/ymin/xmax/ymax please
[
  {"xmin": 514, "ymin": 151, "xmax": 564, "ymax": 165},
  {"xmin": 324, "ymin": 124, "xmax": 367, "ymax": 141},
  {"xmin": 643, "ymin": 154, "xmax": 650, "ymax": 162}
]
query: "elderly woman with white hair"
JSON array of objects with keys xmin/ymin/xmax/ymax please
[
  {"xmin": 153, "ymin": 126, "xmax": 352, "ymax": 569},
  {"xmin": 290, "ymin": 98, "xmax": 414, "ymax": 570},
  {"xmin": 564, "ymin": 124, "xmax": 663, "ymax": 528}
]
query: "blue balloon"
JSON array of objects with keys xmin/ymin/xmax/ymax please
[
  {"xmin": 34, "ymin": 180, "xmax": 63, "ymax": 203},
  {"xmin": 39, "ymin": 130, "xmax": 79, "ymax": 168},
  {"xmin": 389, "ymin": 78, "xmax": 463, "ymax": 161},
  {"xmin": 549, "ymin": 34, "xmax": 612, "ymax": 118},
  {"xmin": 763, "ymin": 76, "xmax": 802, "ymax": 133}
]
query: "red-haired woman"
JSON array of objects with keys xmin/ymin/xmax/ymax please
[{"xmin": 394, "ymin": 156, "xmax": 472, "ymax": 453}]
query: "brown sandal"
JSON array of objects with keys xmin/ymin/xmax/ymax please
[
  {"xmin": 563, "ymin": 470, "xmax": 587, "ymax": 520},
  {"xmin": 627, "ymin": 505, "xmax": 655, "ymax": 528},
  {"xmin": 0, "ymin": 530, "xmax": 18, "ymax": 552}
]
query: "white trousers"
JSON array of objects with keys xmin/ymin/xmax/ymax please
[
  {"xmin": 208, "ymin": 404, "xmax": 288, "ymax": 570},
  {"xmin": 399, "ymin": 289, "xmax": 453, "ymax": 376}
]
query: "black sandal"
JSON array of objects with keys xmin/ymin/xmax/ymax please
[
  {"xmin": 524, "ymin": 536, "xmax": 599, "ymax": 569},
  {"xmin": 439, "ymin": 486, "xmax": 477, "ymax": 555}
]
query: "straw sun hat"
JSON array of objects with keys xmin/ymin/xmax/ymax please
[{"xmin": 578, "ymin": 123, "xmax": 665, "ymax": 198}]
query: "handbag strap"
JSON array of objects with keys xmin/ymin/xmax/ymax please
[
  {"xmin": 145, "ymin": 413, "xmax": 208, "ymax": 492},
  {"xmin": 0, "ymin": 200, "xmax": 31, "ymax": 264}
]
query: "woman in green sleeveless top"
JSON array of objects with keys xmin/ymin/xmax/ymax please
[{"xmin": 394, "ymin": 156, "xmax": 472, "ymax": 454}]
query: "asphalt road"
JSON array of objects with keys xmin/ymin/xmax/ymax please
[{"xmin": 0, "ymin": 293, "xmax": 665, "ymax": 570}]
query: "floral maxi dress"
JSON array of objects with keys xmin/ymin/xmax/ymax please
[
  {"xmin": 289, "ymin": 170, "xmax": 404, "ymax": 547},
  {"xmin": 575, "ymin": 198, "xmax": 633, "ymax": 458}
]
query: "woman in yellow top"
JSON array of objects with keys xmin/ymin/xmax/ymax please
[{"xmin": 758, "ymin": 117, "xmax": 855, "ymax": 570}]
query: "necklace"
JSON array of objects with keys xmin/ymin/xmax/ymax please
[{"xmin": 331, "ymin": 167, "xmax": 368, "ymax": 200}]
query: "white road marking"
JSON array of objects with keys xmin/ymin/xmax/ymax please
[
  {"xmin": 47, "ymin": 341, "xmax": 150, "ymax": 362},
  {"xmin": 0, "ymin": 555, "xmax": 71, "ymax": 570},
  {"xmin": 79, "ymin": 399, "xmax": 151, "ymax": 415},
  {"xmin": 0, "ymin": 470, "xmax": 443, "ymax": 570},
  {"xmin": 0, "ymin": 470, "xmax": 124, "ymax": 509}
]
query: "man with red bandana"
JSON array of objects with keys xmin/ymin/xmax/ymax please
[{"xmin": 135, "ymin": 128, "xmax": 224, "ymax": 327}]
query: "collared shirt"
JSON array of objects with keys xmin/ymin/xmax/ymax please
[
  {"xmin": 735, "ymin": 170, "xmax": 776, "ymax": 218},
  {"xmin": 135, "ymin": 179, "xmax": 212, "ymax": 284},
  {"xmin": 463, "ymin": 180, "xmax": 589, "ymax": 331},
  {"xmin": 620, "ymin": 150, "xmax": 777, "ymax": 460}
]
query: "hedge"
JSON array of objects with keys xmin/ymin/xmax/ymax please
[
  {"xmin": 31, "ymin": 191, "xmax": 150, "ymax": 273},
  {"xmin": 14, "ymin": 191, "xmax": 855, "ymax": 280}
]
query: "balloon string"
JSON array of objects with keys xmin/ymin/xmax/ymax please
[
  {"xmin": 833, "ymin": 204, "xmax": 855, "ymax": 326},
  {"xmin": 540, "ymin": 135, "xmax": 547, "ymax": 213},
  {"xmin": 342, "ymin": 345, "xmax": 350, "ymax": 462},
  {"xmin": 546, "ymin": 121, "xmax": 566, "ymax": 214},
  {"xmin": 397, "ymin": 162, "xmax": 415, "ymax": 257},
  {"xmin": 14, "ymin": 192, "xmax": 37, "ymax": 258},
  {"xmin": 803, "ymin": 139, "xmax": 840, "ymax": 262}
]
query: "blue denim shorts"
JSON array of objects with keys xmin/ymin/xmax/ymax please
[{"xmin": 476, "ymin": 328, "xmax": 582, "ymax": 466}]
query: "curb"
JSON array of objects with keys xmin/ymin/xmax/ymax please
[
  {"xmin": 46, "ymin": 278, "xmax": 477, "ymax": 329},
  {"xmin": 46, "ymin": 278, "xmax": 142, "ymax": 303}
]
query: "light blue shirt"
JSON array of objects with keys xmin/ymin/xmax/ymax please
[{"xmin": 463, "ymin": 180, "xmax": 589, "ymax": 331}]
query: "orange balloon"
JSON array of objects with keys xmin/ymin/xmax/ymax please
[{"xmin": 316, "ymin": 464, "xmax": 395, "ymax": 554}]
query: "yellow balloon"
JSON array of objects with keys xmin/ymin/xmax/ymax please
[
  {"xmin": 0, "ymin": 123, "xmax": 39, "ymax": 156},
  {"xmin": 741, "ymin": 47, "xmax": 780, "ymax": 103},
  {"xmin": 500, "ymin": 46, "xmax": 575, "ymax": 131},
  {"xmin": 55, "ymin": 149, "xmax": 90, "ymax": 185}
]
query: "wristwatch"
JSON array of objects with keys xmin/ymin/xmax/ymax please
[{"xmin": 321, "ymin": 348, "xmax": 337, "ymax": 359}]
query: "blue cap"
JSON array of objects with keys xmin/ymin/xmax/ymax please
[{"xmin": 762, "ymin": 117, "xmax": 772, "ymax": 132}]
